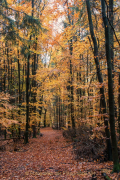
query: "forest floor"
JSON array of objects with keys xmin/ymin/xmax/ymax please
[{"xmin": 0, "ymin": 127, "xmax": 120, "ymax": 180}]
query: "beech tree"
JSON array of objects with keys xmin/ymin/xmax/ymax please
[
  {"xmin": 101, "ymin": 0, "xmax": 120, "ymax": 172},
  {"xmin": 86, "ymin": 0, "xmax": 112, "ymax": 161}
]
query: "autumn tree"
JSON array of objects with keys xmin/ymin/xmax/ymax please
[
  {"xmin": 101, "ymin": 0, "xmax": 120, "ymax": 172},
  {"xmin": 86, "ymin": 0, "xmax": 112, "ymax": 161}
]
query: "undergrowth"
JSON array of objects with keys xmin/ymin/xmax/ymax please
[{"xmin": 62, "ymin": 124, "xmax": 109, "ymax": 162}]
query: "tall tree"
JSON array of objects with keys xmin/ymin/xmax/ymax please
[
  {"xmin": 109, "ymin": 0, "xmax": 114, "ymax": 71},
  {"xmin": 86, "ymin": 0, "xmax": 112, "ymax": 161},
  {"xmin": 25, "ymin": 41, "xmax": 30, "ymax": 144},
  {"xmin": 31, "ymin": 0, "xmax": 37, "ymax": 138},
  {"xmin": 101, "ymin": 0, "xmax": 120, "ymax": 172},
  {"xmin": 67, "ymin": 2, "xmax": 76, "ymax": 129}
]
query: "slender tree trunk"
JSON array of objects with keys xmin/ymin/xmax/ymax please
[
  {"xmin": 77, "ymin": 70, "xmax": 81, "ymax": 121},
  {"xmin": 69, "ymin": 39, "xmax": 75, "ymax": 128},
  {"xmin": 109, "ymin": 0, "xmax": 114, "ymax": 71},
  {"xmin": 31, "ymin": 0, "xmax": 37, "ymax": 137},
  {"xmin": 18, "ymin": 57, "xmax": 21, "ymax": 107},
  {"xmin": 118, "ymin": 73, "xmax": 120, "ymax": 139},
  {"xmin": 25, "ymin": 0, "xmax": 37, "ymax": 142},
  {"xmin": 66, "ymin": 2, "xmax": 75, "ymax": 129},
  {"xmin": 58, "ymin": 96, "xmax": 61, "ymax": 129},
  {"xmin": 7, "ymin": 47, "xmax": 10, "ymax": 92},
  {"xmin": 86, "ymin": 0, "xmax": 112, "ymax": 161},
  {"xmin": 44, "ymin": 108, "xmax": 47, "ymax": 128},
  {"xmin": 109, "ymin": 0, "xmax": 117, "ymax": 119},
  {"xmin": 89, "ymin": 61, "xmax": 91, "ymax": 119},
  {"xmin": 22, "ymin": 65, "xmax": 24, "ymax": 91},
  {"xmin": 10, "ymin": 57, "xmax": 12, "ymax": 95},
  {"xmin": 55, "ymin": 104, "xmax": 58, "ymax": 129},
  {"xmin": 101, "ymin": 0, "xmax": 119, "ymax": 172},
  {"xmin": 4, "ymin": 59, "xmax": 6, "ymax": 92},
  {"xmin": 4, "ymin": 128, "xmax": 6, "ymax": 139},
  {"xmin": 25, "ymin": 53, "xmax": 30, "ymax": 144},
  {"xmin": 18, "ymin": 48, "xmax": 21, "ymax": 138}
]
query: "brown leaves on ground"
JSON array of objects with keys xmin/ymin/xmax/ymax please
[{"xmin": 0, "ymin": 128, "xmax": 120, "ymax": 180}]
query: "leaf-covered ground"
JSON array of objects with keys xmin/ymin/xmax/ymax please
[{"xmin": 0, "ymin": 128, "xmax": 120, "ymax": 180}]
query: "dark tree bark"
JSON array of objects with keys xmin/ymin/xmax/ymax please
[
  {"xmin": 31, "ymin": 0, "xmax": 38, "ymax": 137},
  {"xmin": 55, "ymin": 96, "xmax": 59, "ymax": 129},
  {"xmin": 86, "ymin": 0, "xmax": 112, "ymax": 161},
  {"xmin": 17, "ymin": 48, "xmax": 21, "ymax": 138},
  {"xmin": 118, "ymin": 73, "xmax": 120, "ymax": 139},
  {"xmin": 25, "ymin": 0, "xmax": 37, "ymax": 142},
  {"xmin": 7, "ymin": 46, "xmax": 10, "ymax": 92},
  {"xmin": 10, "ymin": 57, "xmax": 12, "ymax": 95},
  {"xmin": 39, "ymin": 94, "xmax": 43, "ymax": 119},
  {"xmin": 58, "ymin": 96, "xmax": 61, "ymax": 129},
  {"xmin": 25, "ymin": 52, "xmax": 30, "ymax": 144},
  {"xmin": 69, "ymin": 39, "xmax": 75, "ymax": 128},
  {"xmin": 66, "ymin": 2, "xmax": 75, "ymax": 129},
  {"xmin": 109, "ymin": 0, "xmax": 114, "ymax": 71},
  {"xmin": 3, "ymin": 59, "xmax": 6, "ymax": 92},
  {"xmin": 44, "ymin": 108, "xmax": 47, "ymax": 128},
  {"xmin": 18, "ymin": 56, "xmax": 21, "ymax": 108},
  {"xmin": 101, "ymin": 0, "xmax": 120, "ymax": 172},
  {"xmin": 4, "ymin": 128, "xmax": 6, "ymax": 140},
  {"xmin": 32, "ymin": 125, "xmax": 36, "ymax": 138}
]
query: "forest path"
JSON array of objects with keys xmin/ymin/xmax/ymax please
[{"xmin": 0, "ymin": 128, "xmax": 113, "ymax": 179}]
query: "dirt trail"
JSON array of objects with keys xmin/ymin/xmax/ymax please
[
  {"xmin": 0, "ymin": 128, "xmax": 77, "ymax": 180},
  {"xmin": 0, "ymin": 128, "xmax": 113, "ymax": 179}
]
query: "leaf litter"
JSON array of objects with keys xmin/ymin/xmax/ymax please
[{"xmin": 0, "ymin": 127, "xmax": 120, "ymax": 180}]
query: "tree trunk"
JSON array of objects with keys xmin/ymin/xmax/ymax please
[
  {"xmin": 109, "ymin": 0, "xmax": 114, "ymax": 72},
  {"xmin": 4, "ymin": 59, "xmax": 6, "ymax": 92},
  {"xmin": 58, "ymin": 96, "xmax": 61, "ymax": 129},
  {"xmin": 66, "ymin": 2, "xmax": 75, "ymax": 129},
  {"xmin": 7, "ymin": 46, "xmax": 10, "ymax": 92},
  {"xmin": 44, "ymin": 108, "xmax": 47, "ymax": 128},
  {"xmin": 101, "ymin": 0, "xmax": 119, "ymax": 172},
  {"xmin": 25, "ymin": 52, "xmax": 30, "ymax": 144},
  {"xmin": 118, "ymin": 73, "xmax": 120, "ymax": 139},
  {"xmin": 69, "ymin": 39, "xmax": 75, "ymax": 128},
  {"xmin": 32, "ymin": 125, "xmax": 36, "ymax": 138},
  {"xmin": 31, "ymin": 0, "xmax": 38, "ymax": 136},
  {"xmin": 18, "ymin": 48, "xmax": 21, "ymax": 138},
  {"xmin": 86, "ymin": 0, "xmax": 112, "ymax": 161}
]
